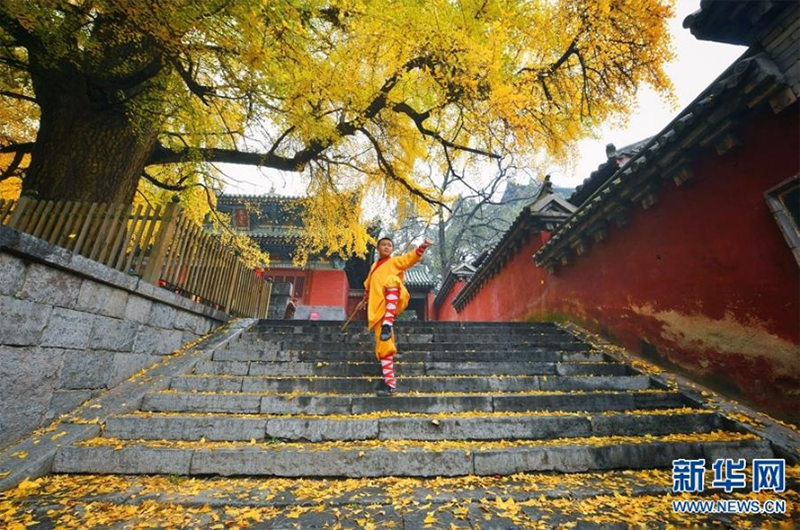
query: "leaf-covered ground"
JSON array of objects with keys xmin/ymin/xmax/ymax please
[
  {"xmin": 74, "ymin": 429, "xmax": 759, "ymax": 452},
  {"xmin": 2, "ymin": 468, "xmax": 798, "ymax": 530}
]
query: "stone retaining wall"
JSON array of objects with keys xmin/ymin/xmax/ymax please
[{"xmin": 0, "ymin": 227, "xmax": 229, "ymax": 449}]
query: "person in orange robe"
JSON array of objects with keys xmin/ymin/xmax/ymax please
[{"xmin": 363, "ymin": 236, "xmax": 432, "ymax": 396}]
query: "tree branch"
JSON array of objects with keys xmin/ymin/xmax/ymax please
[
  {"xmin": 148, "ymin": 57, "xmax": 432, "ymax": 169},
  {"xmin": 0, "ymin": 142, "xmax": 34, "ymax": 154},
  {"xmin": 148, "ymin": 143, "xmax": 325, "ymax": 171},
  {"xmin": 0, "ymin": 55, "xmax": 27, "ymax": 70},
  {"xmin": 358, "ymin": 126, "xmax": 449, "ymax": 211},
  {"xmin": 0, "ymin": 90, "xmax": 36, "ymax": 103},
  {"xmin": 170, "ymin": 57, "xmax": 213, "ymax": 104},
  {"xmin": 0, "ymin": 8, "xmax": 43, "ymax": 52},
  {"xmin": 268, "ymin": 126, "xmax": 296, "ymax": 156},
  {"xmin": 393, "ymin": 102, "xmax": 499, "ymax": 159},
  {"xmin": 92, "ymin": 53, "xmax": 165, "ymax": 93},
  {"xmin": 141, "ymin": 170, "xmax": 190, "ymax": 191},
  {"xmin": 0, "ymin": 148, "xmax": 25, "ymax": 181},
  {"xmin": 148, "ymin": 54, "xmax": 482, "ymax": 206},
  {"xmin": 518, "ymin": 35, "xmax": 579, "ymax": 77}
]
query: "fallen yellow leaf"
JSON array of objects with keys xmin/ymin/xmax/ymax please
[{"xmin": 15, "ymin": 477, "xmax": 39, "ymax": 492}]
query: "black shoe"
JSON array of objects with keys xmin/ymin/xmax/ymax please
[
  {"xmin": 375, "ymin": 381, "xmax": 397, "ymax": 397},
  {"xmin": 380, "ymin": 324, "xmax": 393, "ymax": 341}
]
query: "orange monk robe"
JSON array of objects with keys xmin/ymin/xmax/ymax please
[{"xmin": 363, "ymin": 249, "xmax": 422, "ymax": 359}]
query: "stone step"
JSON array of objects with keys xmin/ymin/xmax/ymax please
[
  {"xmin": 231, "ymin": 340, "xmax": 591, "ymax": 353},
  {"xmin": 245, "ymin": 332, "xmax": 578, "ymax": 344},
  {"xmin": 103, "ymin": 409, "xmax": 723, "ymax": 442},
  {"xmin": 211, "ymin": 347, "xmax": 601, "ymax": 363},
  {"xmin": 193, "ymin": 360, "xmax": 630, "ymax": 377},
  {"xmin": 15, "ymin": 469, "xmax": 798, "ymax": 530},
  {"xmin": 252, "ymin": 320, "xmax": 563, "ymax": 332},
  {"xmin": 2, "ymin": 469, "xmax": 678, "ymax": 508},
  {"xmin": 141, "ymin": 390, "xmax": 689, "ymax": 415},
  {"xmin": 171, "ymin": 374, "xmax": 653, "ymax": 393},
  {"xmin": 53, "ymin": 434, "xmax": 772, "ymax": 477}
]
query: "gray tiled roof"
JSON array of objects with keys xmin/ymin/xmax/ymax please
[
  {"xmin": 405, "ymin": 265, "xmax": 436, "ymax": 288},
  {"xmin": 434, "ymin": 262, "xmax": 477, "ymax": 309},
  {"xmin": 567, "ymin": 138, "xmax": 652, "ymax": 207},
  {"xmin": 217, "ymin": 194, "xmax": 302, "ymax": 202}
]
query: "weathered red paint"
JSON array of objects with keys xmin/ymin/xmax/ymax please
[
  {"xmin": 438, "ymin": 104, "xmax": 800, "ymax": 422},
  {"xmin": 425, "ymin": 292, "xmax": 435, "ymax": 321},
  {"xmin": 449, "ymin": 232, "xmax": 550, "ymax": 323},
  {"xmin": 305, "ymin": 269, "xmax": 349, "ymax": 309},
  {"xmin": 435, "ymin": 279, "xmax": 468, "ymax": 321}
]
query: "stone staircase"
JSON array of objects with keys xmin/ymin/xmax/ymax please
[{"xmin": 52, "ymin": 320, "xmax": 775, "ymax": 478}]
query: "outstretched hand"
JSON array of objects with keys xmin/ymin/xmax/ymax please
[{"xmin": 416, "ymin": 238, "xmax": 434, "ymax": 255}]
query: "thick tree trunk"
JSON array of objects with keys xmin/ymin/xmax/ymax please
[
  {"xmin": 22, "ymin": 64, "xmax": 157, "ymax": 205},
  {"xmin": 437, "ymin": 205, "xmax": 448, "ymax": 275}
]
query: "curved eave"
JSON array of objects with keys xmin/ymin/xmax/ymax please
[{"xmin": 683, "ymin": 0, "xmax": 785, "ymax": 46}]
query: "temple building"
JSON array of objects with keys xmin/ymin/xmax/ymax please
[{"xmin": 216, "ymin": 194, "xmax": 436, "ymax": 320}]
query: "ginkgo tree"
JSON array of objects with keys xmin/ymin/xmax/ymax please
[{"xmin": 0, "ymin": 0, "xmax": 674, "ymax": 258}]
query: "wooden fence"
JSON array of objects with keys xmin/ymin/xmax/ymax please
[{"xmin": 0, "ymin": 197, "xmax": 270, "ymax": 318}]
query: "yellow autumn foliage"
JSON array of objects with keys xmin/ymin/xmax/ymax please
[
  {"xmin": 0, "ymin": 175, "xmax": 21, "ymax": 201},
  {"xmin": 1, "ymin": 0, "xmax": 675, "ymax": 259},
  {"xmin": 133, "ymin": 167, "xmax": 270, "ymax": 267}
]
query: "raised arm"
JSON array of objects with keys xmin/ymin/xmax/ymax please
[{"xmin": 393, "ymin": 239, "xmax": 433, "ymax": 270}]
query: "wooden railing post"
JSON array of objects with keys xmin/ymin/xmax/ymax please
[
  {"xmin": 225, "ymin": 262, "xmax": 242, "ymax": 314},
  {"xmin": 142, "ymin": 202, "xmax": 180, "ymax": 285},
  {"xmin": 259, "ymin": 280, "xmax": 272, "ymax": 318},
  {"xmin": 8, "ymin": 196, "xmax": 32, "ymax": 229}
]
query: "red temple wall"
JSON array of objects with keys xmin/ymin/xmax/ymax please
[
  {"xmin": 453, "ymin": 233, "xmax": 549, "ymax": 322},
  {"xmin": 425, "ymin": 292, "xmax": 435, "ymax": 321},
  {"xmin": 435, "ymin": 280, "xmax": 467, "ymax": 321},
  {"xmin": 439, "ymin": 105, "xmax": 800, "ymax": 420},
  {"xmin": 304, "ymin": 269, "xmax": 349, "ymax": 308}
]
